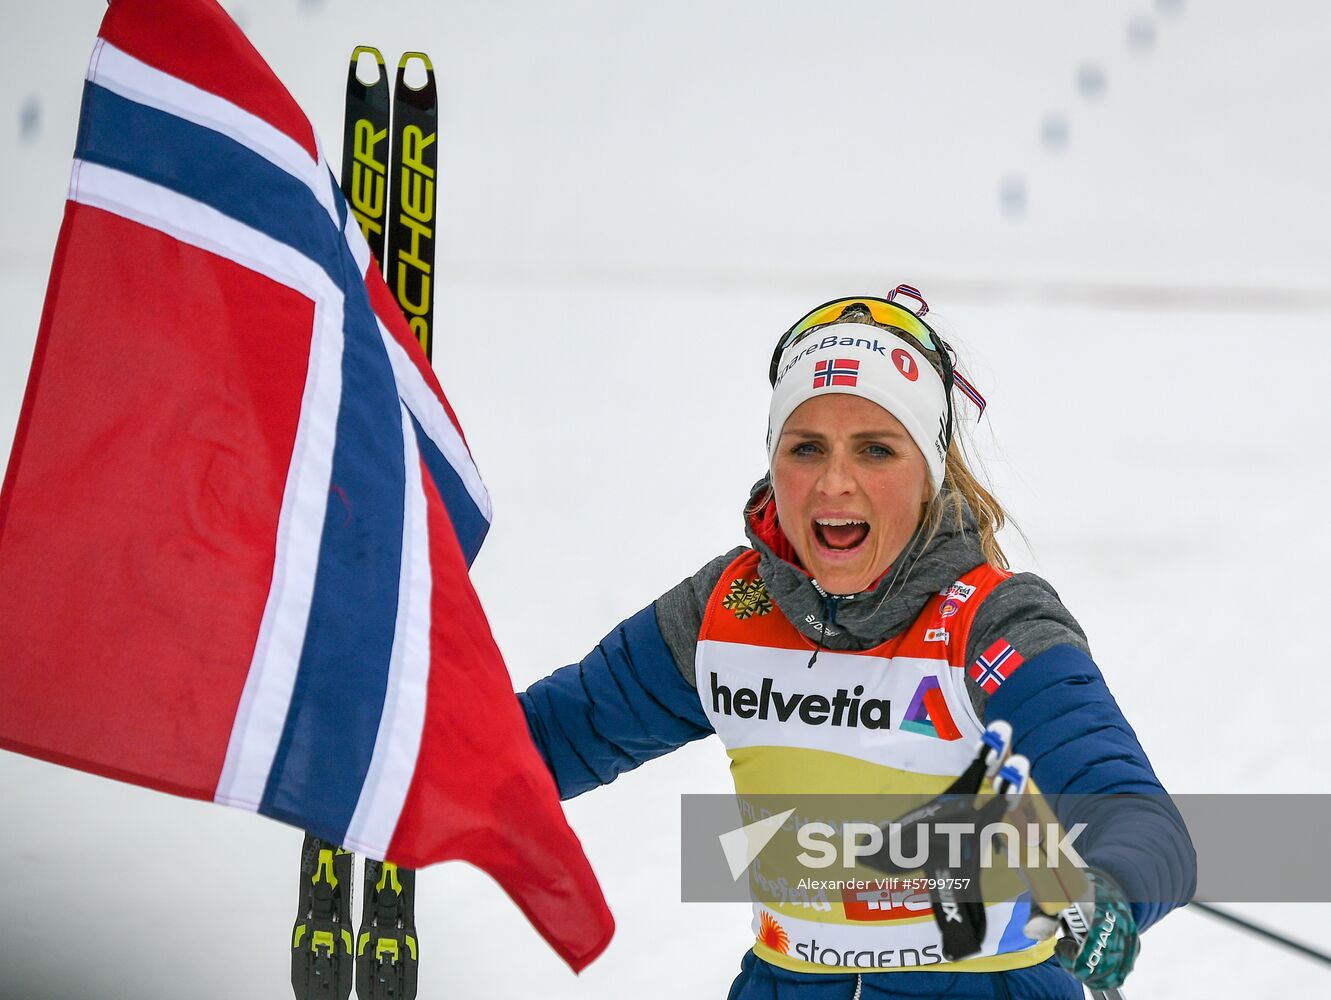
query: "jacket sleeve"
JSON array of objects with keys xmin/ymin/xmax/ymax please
[
  {"xmin": 516, "ymin": 603, "xmax": 715, "ymax": 800},
  {"xmin": 985, "ymin": 643, "xmax": 1197, "ymax": 931}
]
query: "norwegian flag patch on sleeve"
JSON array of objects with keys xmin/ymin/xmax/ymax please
[{"xmin": 968, "ymin": 639, "xmax": 1025, "ymax": 695}]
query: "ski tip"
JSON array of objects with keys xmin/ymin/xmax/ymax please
[
  {"xmin": 397, "ymin": 51, "xmax": 436, "ymax": 90},
  {"xmin": 399, "ymin": 51, "xmax": 434, "ymax": 71},
  {"xmin": 349, "ymin": 46, "xmax": 386, "ymax": 89}
]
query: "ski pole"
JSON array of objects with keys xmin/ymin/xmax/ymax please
[
  {"xmin": 1190, "ymin": 901, "xmax": 1331, "ymax": 969},
  {"xmin": 992, "ymin": 757, "xmax": 1125, "ymax": 1000},
  {"xmin": 1056, "ymin": 900, "xmax": 1125, "ymax": 1000}
]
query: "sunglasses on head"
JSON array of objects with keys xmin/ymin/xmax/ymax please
[
  {"xmin": 767, "ymin": 286, "xmax": 945, "ymax": 388},
  {"xmin": 769, "ymin": 285, "xmax": 964, "ymax": 454}
]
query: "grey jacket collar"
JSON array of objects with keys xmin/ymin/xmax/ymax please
[{"xmin": 744, "ymin": 478, "xmax": 986, "ymax": 651}]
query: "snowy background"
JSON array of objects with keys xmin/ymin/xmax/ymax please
[{"xmin": 2, "ymin": 1, "xmax": 1329, "ymax": 997}]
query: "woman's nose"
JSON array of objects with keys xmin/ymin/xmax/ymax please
[{"xmin": 816, "ymin": 451, "xmax": 854, "ymax": 494}]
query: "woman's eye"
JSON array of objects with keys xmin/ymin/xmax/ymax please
[
  {"xmin": 864, "ymin": 444, "xmax": 893, "ymax": 459},
  {"xmin": 791, "ymin": 442, "xmax": 820, "ymax": 456}
]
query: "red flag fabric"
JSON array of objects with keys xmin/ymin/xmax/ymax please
[{"xmin": 0, "ymin": 0, "xmax": 612, "ymax": 971}]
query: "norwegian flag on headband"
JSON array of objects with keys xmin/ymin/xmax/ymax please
[
  {"xmin": 813, "ymin": 358, "xmax": 860, "ymax": 388},
  {"xmin": 0, "ymin": 0, "xmax": 612, "ymax": 972}
]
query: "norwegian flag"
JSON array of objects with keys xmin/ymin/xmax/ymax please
[
  {"xmin": 813, "ymin": 357, "xmax": 860, "ymax": 388},
  {"xmin": 968, "ymin": 639, "xmax": 1026, "ymax": 695},
  {"xmin": 0, "ymin": 0, "xmax": 611, "ymax": 971}
]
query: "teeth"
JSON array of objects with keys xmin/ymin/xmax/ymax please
[{"xmin": 815, "ymin": 518, "xmax": 867, "ymax": 527}]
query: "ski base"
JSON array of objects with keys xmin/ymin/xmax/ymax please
[
  {"xmin": 292, "ymin": 834, "xmax": 356, "ymax": 1000},
  {"xmin": 356, "ymin": 859, "xmax": 419, "ymax": 1000}
]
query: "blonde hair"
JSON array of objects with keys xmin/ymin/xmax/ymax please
[
  {"xmin": 785, "ymin": 304, "xmax": 1012, "ymax": 569},
  {"xmin": 928, "ymin": 440, "xmax": 1010, "ymax": 570}
]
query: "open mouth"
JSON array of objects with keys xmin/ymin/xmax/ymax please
[{"xmin": 813, "ymin": 518, "xmax": 870, "ymax": 552}]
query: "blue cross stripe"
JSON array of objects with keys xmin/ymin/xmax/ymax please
[{"xmin": 77, "ymin": 85, "xmax": 346, "ymax": 286}]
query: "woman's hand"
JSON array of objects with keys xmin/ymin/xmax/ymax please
[{"xmin": 1055, "ymin": 869, "xmax": 1140, "ymax": 990}]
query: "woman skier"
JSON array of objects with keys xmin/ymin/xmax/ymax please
[{"xmin": 518, "ymin": 287, "xmax": 1195, "ymax": 998}]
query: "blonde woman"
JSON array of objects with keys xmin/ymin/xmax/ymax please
[{"xmin": 519, "ymin": 287, "xmax": 1194, "ymax": 998}]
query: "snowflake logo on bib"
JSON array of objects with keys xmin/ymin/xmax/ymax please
[{"xmin": 722, "ymin": 577, "xmax": 773, "ymax": 620}]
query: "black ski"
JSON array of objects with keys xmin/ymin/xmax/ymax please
[
  {"xmin": 291, "ymin": 47, "xmax": 393, "ymax": 1000},
  {"xmin": 341, "ymin": 46, "xmax": 391, "ymax": 266},
  {"xmin": 353, "ymin": 48, "xmax": 436, "ymax": 1000},
  {"xmin": 385, "ymin": 52, "xmax": 438, "ymax": 361},
  {"xmin": 291, "ymin": 834, "xmax": 356, "ymax": 1000},
  {"xmin": 356, "ymin": 859, "xmax": 420, "ymax": 1000}
]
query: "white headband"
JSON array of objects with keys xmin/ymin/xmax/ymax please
[{"xmin": 767, "ymin": 323, "xmax": 949, "ymax": 496}]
